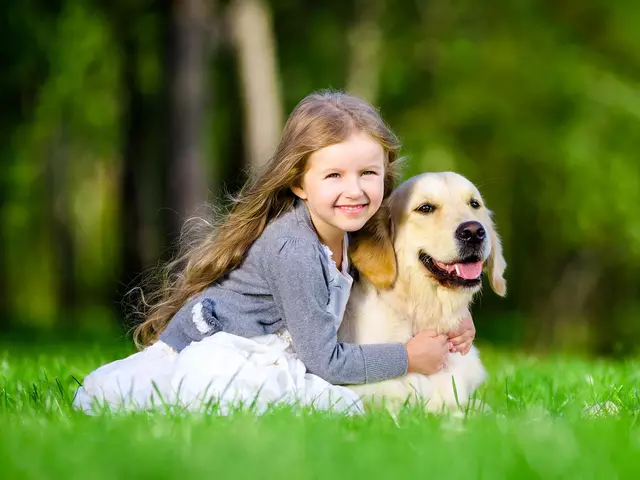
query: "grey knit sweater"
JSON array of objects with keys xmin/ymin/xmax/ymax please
[{"xmin": 158, "ymin": 199, "xmax": 408, "ymax": 385}]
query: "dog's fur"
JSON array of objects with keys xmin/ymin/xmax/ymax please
[{"xmin": 338, "ymin": 172, "xmax": 507, "ymax": 412}]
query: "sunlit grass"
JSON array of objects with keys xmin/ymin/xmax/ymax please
[{"xmin": 1, "ymin": 339, "xmax": 639, "ymax": 479}]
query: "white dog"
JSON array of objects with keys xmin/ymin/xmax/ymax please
[{"xmin": 338, "ymin": 172, "xmax": 507, "ymax": 412}]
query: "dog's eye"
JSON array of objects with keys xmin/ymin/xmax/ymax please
[
  {"xmin": 416, "ymin": 204, "xmax": 436, "ymax": 214},
  {"xmin": 470, "ymin": 199, "xmax": 481, "ymax": 209}
]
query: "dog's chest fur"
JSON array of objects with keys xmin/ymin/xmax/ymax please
[{"xmin": 339, "ymin": 270, "xmax": 475, "ymax": 345}]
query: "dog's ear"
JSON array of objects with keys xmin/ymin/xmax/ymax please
[
  {"xmin": 486, "ymin": 211, "xmax": 507, "ymax": 296},
  {"xmin": 349, "ymin": 204, "xmax": 397, "ymax": 289}
]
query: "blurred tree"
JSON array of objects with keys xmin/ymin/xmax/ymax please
[
  {"xmin": 47, "ymin": 123, "xmax": 77, "ymax": 329},
  {"xmin": 96, "ymin": 0, "xmax": 168, "ymax": 310},
  {"xmin": 346, "ymin": 0, "xmax": 383, "ymax": 103},
  {"xmin": 0, "ymin": 1, "xmax": 60, "ymax": 328},
  {"xmin": 165, "ymin": 0, "xmax": 210, "ymax": 237},
  {"xmin": 229, "ymin": 0, "xmax": 283, "ymax": 170}
]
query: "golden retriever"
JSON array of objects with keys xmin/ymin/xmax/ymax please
[{"xmin": 338, "ymin": 171, "xmax": 507, "ymax": 412}]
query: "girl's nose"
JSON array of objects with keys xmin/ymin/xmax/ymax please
[{"xmin": 345, "ymin": 178, "xmax": 364, "ymax": 197}]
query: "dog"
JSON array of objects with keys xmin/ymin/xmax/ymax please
[{"xmin": 338, "ymin": 171, "xmax": 507, "ymax": 412}]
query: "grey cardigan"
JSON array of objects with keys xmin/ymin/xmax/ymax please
[{"xmin": 158, "ymin": 199, "xmax": 409, "ymax": 385}]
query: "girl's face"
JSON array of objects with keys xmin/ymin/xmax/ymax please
[{"xmin": 292, "ymin": 131, "xmax": 385, "ymax": 245}]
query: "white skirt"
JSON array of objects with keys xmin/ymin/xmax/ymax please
[{"xmin": 73, "ymin": 330, "xmax": 364, "ymax": 416}]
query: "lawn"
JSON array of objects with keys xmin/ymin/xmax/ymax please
[{"xmin": 1, "ymin": 338, "xmax": 639, "ymax": 479}]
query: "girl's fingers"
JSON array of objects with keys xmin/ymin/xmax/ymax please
[
  {"xmin": 449, "ymin": 333, "xmax": 472, "ymax": 346},
  {"xmin": 448, "ymin": 339, "xmax": 473, "ymax": 355},
  {"xmin": 447, "ymin": 328, "xmax": 462, "ymax": 339}
]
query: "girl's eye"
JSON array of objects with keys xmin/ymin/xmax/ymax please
[
  {"xmin": 325, "ymin": 173, "xmax": 340, "ymax": 179},
  {"xmin": 470, "ymin": 199, "xmax": 481, "ymax": 209},
  {"xmin": 416, "ymin": 203, "xmax": 436, "ymax": 214},
  {"xmin": 362, "ymin": 170, "xmax": 377, "ymax": 176}
]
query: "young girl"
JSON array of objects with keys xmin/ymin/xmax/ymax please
[{"xmin": 73, "ymin": 90, "xmax": 475, "ymax": 415}]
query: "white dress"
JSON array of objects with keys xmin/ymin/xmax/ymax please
[{"xmin": 73, "ymin": 239, "xmax": 364, "ymax": 416}]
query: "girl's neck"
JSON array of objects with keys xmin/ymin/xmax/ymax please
[
  {"xmin": 317, "ymin": 230, "xmax": 344, "ymax": 269},
  {"xmin": 325, "ymin": 238, "xmax": 344, "ymax": 270},
  {"xmin": 300, "ymin": 199, "xmax": 346, "ymax": 268},
  {"xmin": 308, "ymin": 217, "xmax": 345, "ymax": 269}
]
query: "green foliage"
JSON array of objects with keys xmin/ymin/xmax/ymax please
[
  {"xmin": 1, "ymin": 0, "xmax": 639, "ymax": 351},
  {"xmin": 3, "ymin": 1, "xmax": 121, "ymax": 328}
]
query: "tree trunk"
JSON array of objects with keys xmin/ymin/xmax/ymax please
[
  {"xmin": 346, "ymin": 0, "xmax": 383, "ymax": 102},
  {"xmin": 0, "ymin": 157, "xmax": 9, "ymax": 330},
  {"xmin": 228, "ymin": 0, "xmax": 282, "ymax": 171},
  {"xmin": 113, "ymin": 4, "xmax": 169, "ymax": 324},
  {"xmin": 48, "ymin": 123, "xmax": 77, "ymax": 329},
  {"xmin": 119, "ymin": 33, "xmax": 146, "ymax": 289},
  {"xmin": 165, "ymin": 0, "xmax": 209, "ymax": 239}
]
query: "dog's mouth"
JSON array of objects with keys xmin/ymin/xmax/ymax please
[{"xmin": 418, "ymin": 251, "xmax": 484, "ymax": 288}]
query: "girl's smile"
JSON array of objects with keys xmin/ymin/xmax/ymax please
[{"xmin": 335, "ymin": 203, "xmax": 368, "ymax": 215}]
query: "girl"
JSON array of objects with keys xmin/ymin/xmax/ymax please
[{"xmin": 74, "ymin": 90, "xmax": 475, "ymax": 415}]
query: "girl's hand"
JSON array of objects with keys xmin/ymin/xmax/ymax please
[
  {"xmin": 406, "ymin": 329, "xmax": 450, "ymax": 375},
  {"xmin": 447, "ymin": 315, "xmax": 476, "ymax": 355}
]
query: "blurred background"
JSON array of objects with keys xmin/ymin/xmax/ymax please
[{"xmin": 1, "ymin": 0, "xmax": 639, "ymax": 356}]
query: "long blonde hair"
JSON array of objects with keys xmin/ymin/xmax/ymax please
[{"xmin": 133, "ymin": 90, "xmax": 403, "ymax": 347}]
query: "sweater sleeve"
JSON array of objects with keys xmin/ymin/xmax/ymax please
[
  {"xmin": 264, "ymin": 236, "xmax": 408, "ymax": 385},
  {"xmin": 157, "ymin": 287, "xmax": 221, "ymax": 352}
]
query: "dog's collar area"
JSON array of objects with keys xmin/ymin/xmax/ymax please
[{"xmin": 418, "ymin": 251, "xmax": 483, "ymax": 289}]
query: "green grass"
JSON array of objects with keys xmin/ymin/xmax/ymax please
[{"xmin": 1, "ymin": 339, "xmax": 640, "ymax": 479}]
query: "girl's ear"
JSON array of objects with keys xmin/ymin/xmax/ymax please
[
  {"xmin": 290, "ymin": 185, "xmax": 307, "ymax": 200},
  {"xmin": 349, "ymin": 203, "xmax": 397, "ymax": 289}
]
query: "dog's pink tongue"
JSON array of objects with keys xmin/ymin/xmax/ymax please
[
  {"xmin": 435, "ymin": 260, "xmax": 483, "ymax": 279},
  {"xmin": 454, "ymin": 261, "xmax": 483, "ymax": 280}
]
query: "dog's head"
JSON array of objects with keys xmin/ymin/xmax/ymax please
[{"xmin": 349, "ymin": 172, "xmax": 507, "ymax": 296}]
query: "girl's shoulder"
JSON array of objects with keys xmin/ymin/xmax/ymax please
[
  {"xmin": 257, "ymin": 199, "xmax": 320, "ymax": 250},
  {"xmin": 250, "ymin": 200, "xmax": 335, "ymax": 277}
]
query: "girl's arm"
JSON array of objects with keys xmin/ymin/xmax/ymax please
[
  {"xmin": 265, "ymin": 236, "xmax": 408, "ymax": 385},
  {"xmin": 157, "ymin": 287, "xmax": 220, "ymax": 351}
]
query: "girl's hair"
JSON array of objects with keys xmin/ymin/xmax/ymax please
[{"xmin": 133, "ymin": 90, "xmax": 403, "ymax": 347}]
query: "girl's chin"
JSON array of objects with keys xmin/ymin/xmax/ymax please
[{"xmin": 336, "ymin": 217, "xmax": 371, "ymax": 232}]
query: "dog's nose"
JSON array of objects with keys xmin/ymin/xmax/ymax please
[{"xmin": 456, "ymin": 221, "xmax": 486, "ymax": 244}]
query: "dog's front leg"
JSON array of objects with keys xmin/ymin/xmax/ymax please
[
  {"xmin": 347, "ymin": 373, "xmax": 434, "ymax": 413},
  {"xmin": 426, "ymin": 346, "xmax": 487, "ymax": 412}
]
